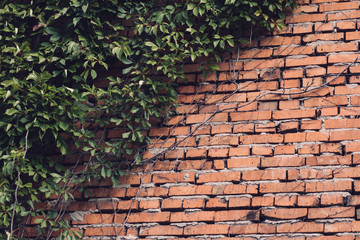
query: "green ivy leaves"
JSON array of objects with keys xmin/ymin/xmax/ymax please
[{"xmin": 0, "ymin": 0, "xmax": 296, "ymax": 238}]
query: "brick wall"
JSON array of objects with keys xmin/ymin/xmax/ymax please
[{"xmin": 35, "ymin": 0, "xmax": 360, "ymax": 239}]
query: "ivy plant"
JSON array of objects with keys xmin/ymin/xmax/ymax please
[{"xmin": 0, "ymin": 0, "xmax": 296, "ymax": 238}]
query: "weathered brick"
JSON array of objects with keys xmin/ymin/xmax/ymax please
[
  {"xmin": 229, "ymin": 197, "xmax": 251, "ymax": 207},
  {"xmin": 306, "ymin": 180, "xmax": 352, "ymax": 192},
  {"xmin": 262, "ymin": 208, "xmax": 307, "ymax": 219},
  {"xmin": 170, "ymin": 211, "xmax": 214, "ymax": 222},
  {"xmin": 184, "ymin": 224, "xmax": 229, "ymax": 235},
  {"xmin": 198, "ymin": 172, "xmax": 240, "ymax": 183},
  {"xmin": 252, "ymin": 196, "xmax": 274, "ymax": 207},
  {"xmin": 230, "ymin": 223, "xmax": 275, "ymax": 234},
  {"xmin": 139, "ymin": 226, "xmax": 183, "ymax": 236},
  {"xmin": 183, "ymin": 198, "xmax": 205, "ymax": 209},
  {"xmin": 286, "ymin": 56, "xmax": 327, "ymax": 67},
  {"xmin": 228, "ymin": 157, "xmax": 261, "ymax": 169},
  {"xmin": 261, "ymin": 156, "xmax": 305, "ymax": 167},
  {"xmin": 277, "ymin": 222, "xmax": 323, "ymax": 233},
  {"xmin": 214, "ymin": 210, "xmax": 259, "ymax": 221},
  {"xmin": 260, "ymin": 182, "xmax": 305, "ymax": 193}
]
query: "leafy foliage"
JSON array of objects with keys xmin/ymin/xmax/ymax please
[{"xmin": 0, "ymin": 0, "xmax": 296, "ymax": 238}]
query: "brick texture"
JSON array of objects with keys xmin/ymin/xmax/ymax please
[{"xmin": 40, "ymin": 1, "xmax": 360, "ymax": 238}]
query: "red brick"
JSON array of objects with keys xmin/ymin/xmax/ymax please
[
  {"xmin": 274, "ymin": 145, "xmax": 295, "ymax": 155},
  {"xmin": 301, "ymin": 120, "xmax": 322, "ymax": 130},
  {"xmin": 279, "ymin": 100, "xmax": 299, "ymax": 110},
  {"xmin": 309, "ymin": 206, "xmax": 354, "ymax": 219},
  {"xmin": 320, "ymin": 107, "xmax": 338, "ymax": 116},
  {"xmin": 328, "ymin": 10, "xmax": 360, "ymax": 21},
  {"xmin": 240, "ymin": 134, "xmax": 283, "ymax": 144},
  {"xmin": 279, "ymin": 122, "xmax": 299, "ymax": 132},
  {"xmin": 252, "ymin": 146, "xmax": 273, "ymax": 156},
  {"xmin": 334, "ymin": 167, "xmax": 360, "ymax": 178},
  {"xmin": 209, "ymin": 148, "xmax": 229, "ymax": 158},
  {"xmin": 170, "ymin": 211, "xmax": 214, "ymax": 222},
  {"xmin": 222, "ymin": 184, "xmax": 258, "ymax": 195},
  {"xmin": 139, "ymin": 200, "xmax": 160, "ymax": 209},
  {"xmin": 299, "ymin": 168, "xmax": 332, "ymax": 179},
  {"xmin": 178, "ymin": 160, "xmax": 209, "ymax": 170},
  {"xmin": 243, "ymin": 169, "xmax": 286, "ymax": 181},
  {"xmin": 277, "ymin": 222, "xmax": 323, "ymax": 233},
  {"xmin": 345, "ymin": 141, "xmax": 360, "ymax": 153},
  {"xmin": 326, "ymin": 75, "xmax": 346, "ymax": 85},
  {"xmin": 328, "ymin": 65, "xmax": 350, "ymax": 74},
  {"xmin": 233, "ymin": 123, "xmax": 254, "ymax": 133},
  {"xmin": 286, "ymin": 56, "xmax": 327, "ymax": 67},
  {"xmin": 304, "ymin": 96, "xmax": 348, "ymax": 107},
  {"xmin": 177, "ymin": 94, "xmax": 204, "ymax": 104},
  {"xmin": 186, "ymin": 149, "xmax": 207, "ymax": 159},
  {"xmin": 317, "ymin": 42, "xmax": 358, "ymax": 53},
  {"xmin": 340, "ymin": 107, "xmax": 360, "ymax": 116},
  {"xmin": 187, "ymin": 113, "xmax": 228, "ymax": 124},
  {"xmin": 184, "ymin": 224, "xmax": 229, "ymax": 235},
  {"xmin": 262, "ymin": 208, "xmax": 307, "ymax": 219},
  {"xmin": 283, "ymin": 69, "xmax": 303, "ymax": 79},
  {"xmin": 165, "ymin": 150, "xmax": 184, "ymax": 159},
  {"xmin": 306, "ymin": 180, "xmax": 352, "ymax": 192},
  {"xmin": 320, "ymin": 143, "xmax": 342, "ymax": 154},
  {"xmin": 206, "ymin": 198, "xmax": 227, "ymax": 208},
  {"xmin": 293, "ymin": 23, "xmax": 313, "ymax": 34},
  {"xmin": 211, "ymin": 124, "xmax": 231, "ymax": 134},
  {"xmin": 337, "ymin": 21, "xmax": 356, "ymax": 30},
  {"xmin": 152, "ymin": 172, "xmax": 195, "ymax": 184},
  {"xmin": 238, "ymin": 48, "xmax": 273, "ymax": 59},
  {"xmin": 214, "ymin": 210, "xmax": 259, "ymax": 221},
  {"xmin": 230, "ymin": 223, "xmax": 275, "ymax": 234},
  {"xmin": 199, "ymin": 135, "xmax": 238, "ymax": 146},
  {"xmin": 251, "ymin": 196, "xmax": 274, "ymax": 207},
  {"xmin": 214, "ymin": 160, "xmax": 225, "ymax": 170},
  {"xmin": 183, "ymin": 198, "xmax": 205, "ymax": 209},
  {"xmin": 84, "ymin": 227, "xmax": 124, "ymax": 236},
  {"xmin": 306, "ymin": 155, "xmax": 351, "ymax": 166},
  {"xmin": 280, "ymin": 79, "xmax": 300, "ymax": 88},
  {"xmin": 230, "ymin": 111, "xmax": 271, "ymax": 121},
  {"xmin": 198, "ymin": 172, "xmax": 240, "ymax": 183},
  {"xmin": 275, "ymin": 195, "xmax": 297, "ymax": 207},
  {"xmin": 227, "ymin": 157, "xmax": 260, "ymax": 168},
  {"xmin": 260, "ymin": 182, "xmax": 305, "ymax": 193},
  {"xmin": 302, "ymin": 77, "xmax": 323, "ymax": 87},
  {"xmin": 306, "ymin": 67, "xmax": 326, "ymax": 77},
  {"xmin": 286, "ymin": 14, "xmax": 326, "ymax": 23},
  {"xmin": 139, "ymin": 226, "xmax": 183, "ymax": 236},
  {"xmin": 298, "ymin": 144, "xmax": 320, "ymax": 155},
  {"xmin": 255, "ymin": 122, "xmax": 276, "ymax": 133},
  {"xmin": 314, "ymin": 22, "xmax": 334, "ymax": 32},
  {"xmin": 260, "ymin": 36, "xmax": 301, "ymax": 46},
  {"xmin": 261, "ymin": 156, "xmax": 305, "ymax": 167},
  {"xmin": 325, "ymin": 221, "xmax": 360, "ymax": 233},
  {"xmin": 320, "ymin": 2, "xmax": 359, "ymax": 12},
  {"xmin": 293, "ymin": 5, "xmax": 318, "ymax": 13},
  {"xmin": 284, "ymin": 132, "xmax": 306, "ymax": 143},
  {"xmin": 351, "ymin": 95, "xmax": 360, "ymax": 105},
  {"xmin": 229, "ymin": 147, "xmax": 250, "ymax": 156},
  {"xmin": 305, "ymin": 131, "xmax": 330, "ymax": 142},
  {"xmin": 273, "ymin": 109, "xmax": 316, "ymax": 120},
  {"xmin": 329, "ymin": 53, "xmax": 360, "ymax": 64},
  {"xmin": 330, "ymin": 130, "xmax": 360, "ymax": 141},
  {"xmin": 229, "ymin": 197, "xmax": 251, "ymax": 207},
  {"xmin": 244, "ymin": 59, "xmax": 284, "ymax": 70},
  {"xmin": 303, "ymin": 33, "xmax": 344, "ymax": 42},
  {"xmin": 73, "ymin": 214, "xmax": 114, "ymax": 224},
  {"xmin": 169, "ymin": 185, "xmax": 212, "ymax": 196},
  {"xmin": 321, "ymin": 194, "xmax": 344, "ymax": 206},
  {"xmin": 298, "ymin": 195, "xmax": 319, "ymax": 207},
  {"xmin": 161, "ymin": 198, "xmax": 182, "ymax": 209},
  {"xmin": 127, "ymin": 212, "xmax": 170, "ymax": 223}
]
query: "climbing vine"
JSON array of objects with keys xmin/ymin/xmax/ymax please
[{"xmin": 0, "ymin": 0, "xmax": 296, "ymax": 238}]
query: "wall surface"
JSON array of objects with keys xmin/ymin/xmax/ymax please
[{"xmin": 35, "ymin": 0, "xmax": 360, "ymax": 239}]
